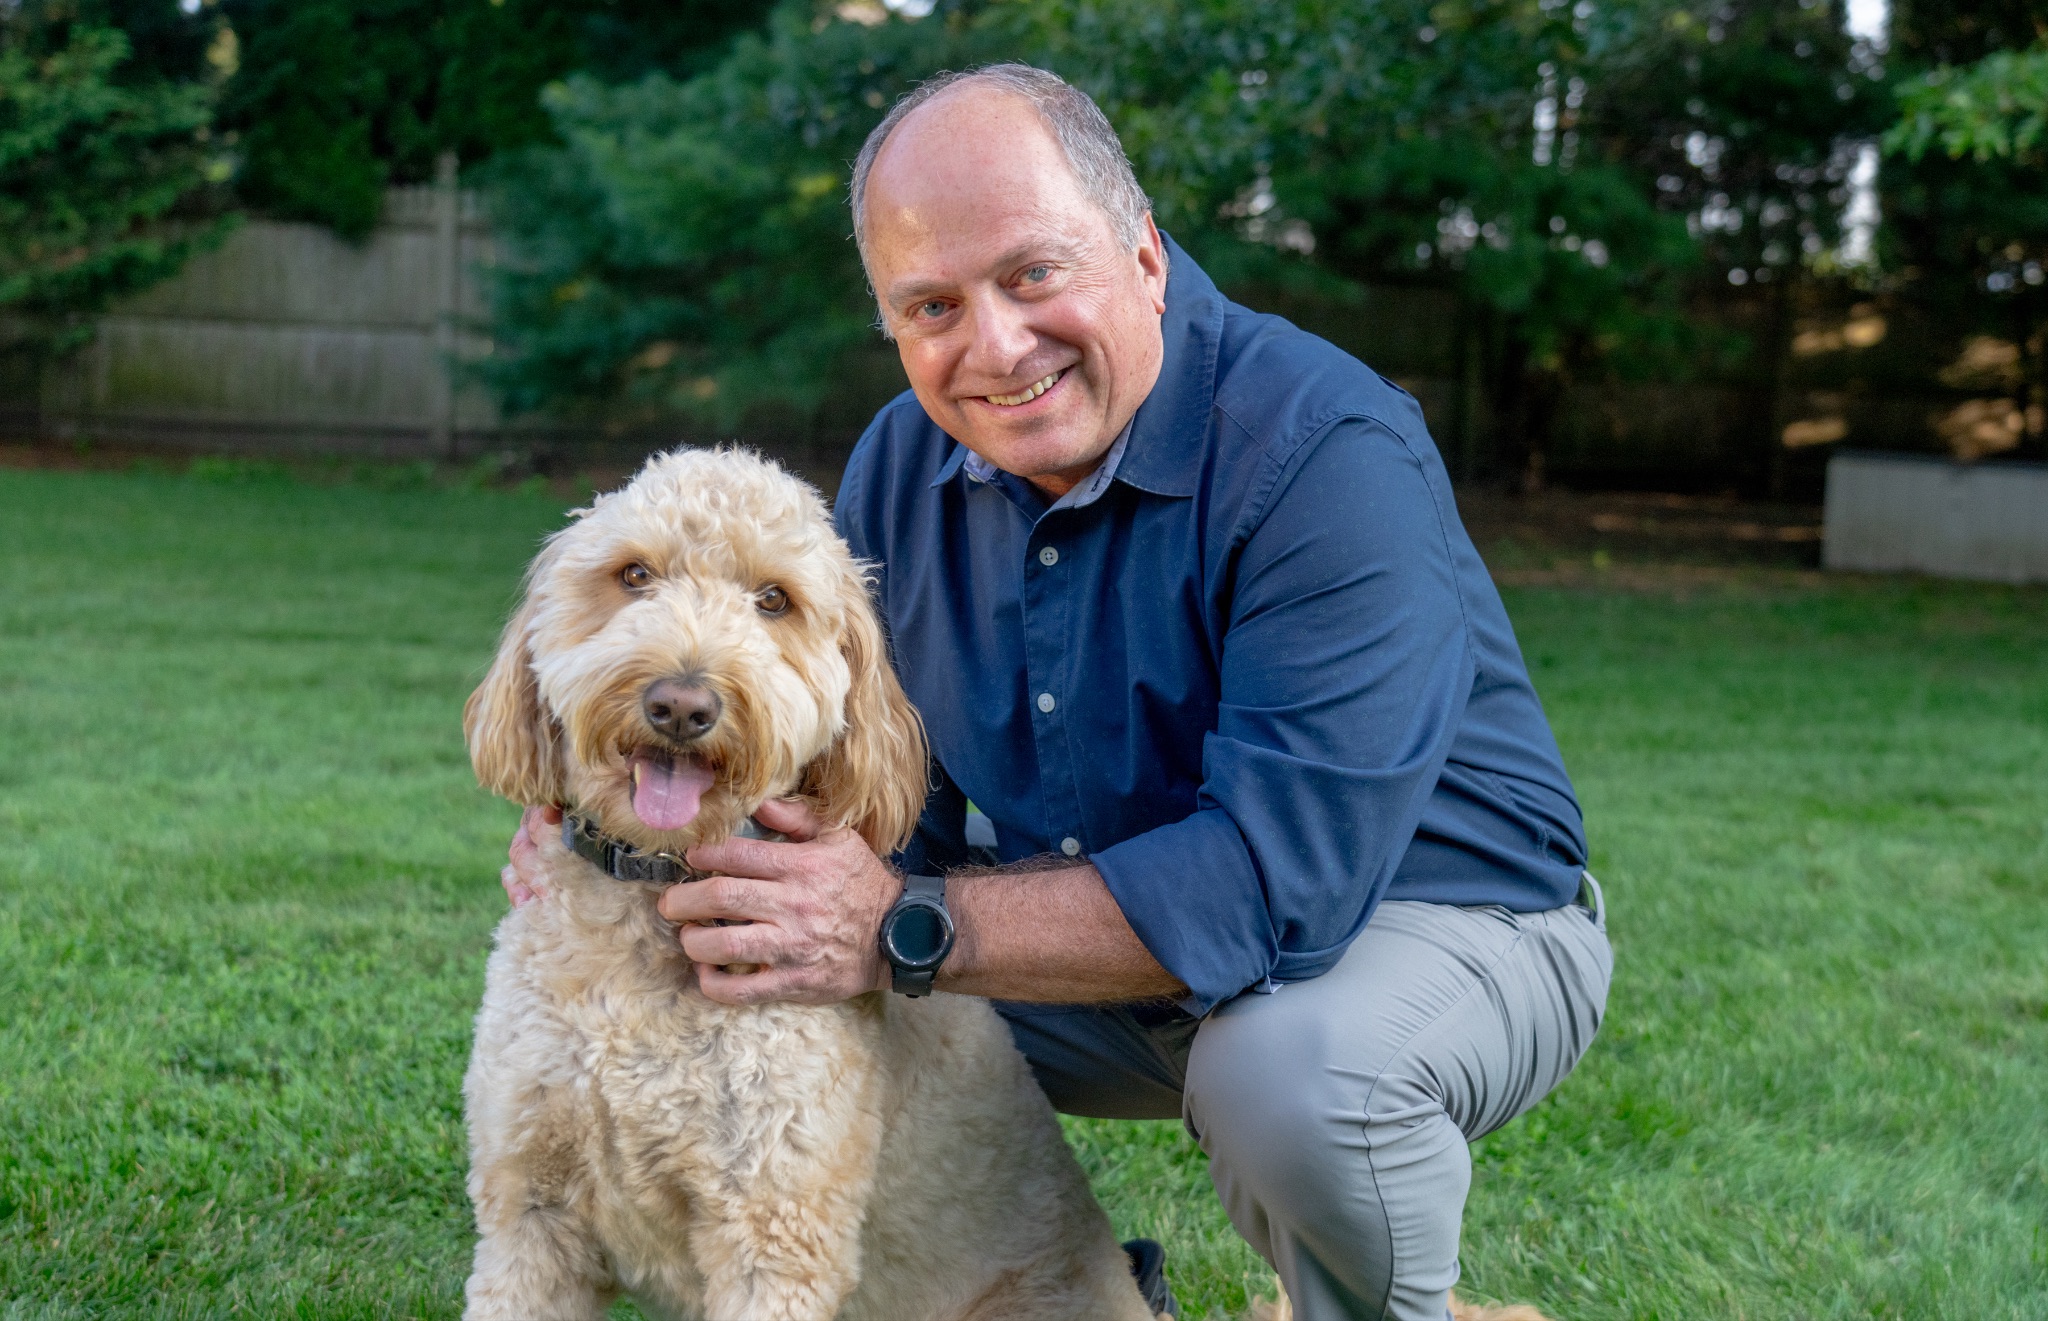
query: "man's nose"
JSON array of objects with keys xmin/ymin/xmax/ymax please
[
  {"xmin": 962, "ymin": 294, "xmax": 1037, "ymax": 382},
  {"xmin": 642, "ymin": 678, "xmax": 721, "ymax": 741}
]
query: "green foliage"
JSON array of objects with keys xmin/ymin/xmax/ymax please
[
  {"xmin": 7, "ymin": 0, "xmax": 222, "ymax": 84},
  {"xmin": 216, "ymin": 0, "xmax": 769, "ymax": 238},
  {"xmin": 6, "ymin": 466, "xmax": 2048, "ymax": 1317},
  {"xmin": 0, "ymin": 21, "xmax": 232, "ymax": 361},
  {"xmin": 1889, "ymin": 44, "xmax": 2048, "ymax": 162},
  {"xmin": 479, "ymin": 0, "xmax": 1889, "ymax": 477},
  {"xmin": 1878, "ymin": 3, "xmax": 2048, "ymax": 460},
  {"xmin": 477, "ymin": 0, "xmax": 995, "ymax": 426},
  {"xmin": 1880, "ymin": 4, "xmax": 2048, "ymax": 297}
]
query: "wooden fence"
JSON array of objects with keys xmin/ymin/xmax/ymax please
[{"xmin": 19, "ymin": 156, "xmax": 510, "ymax": 460}]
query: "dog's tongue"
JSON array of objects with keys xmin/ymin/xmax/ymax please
[{"xmin": 629, "ymin": 753, "xmax": 716, "ymax": 831}]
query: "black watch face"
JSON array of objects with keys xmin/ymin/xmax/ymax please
[{"xmin": 885, "ymin": 901, "xmax": 952, "ymax": 969}]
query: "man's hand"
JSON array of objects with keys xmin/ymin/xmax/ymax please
[
  {"xmin": 658, "ymin": 799, "xmax": 898, "ymax": 1006},
  {"xmin": 501, "ymin": 804, "xmax": 563, "ymax": 907}
]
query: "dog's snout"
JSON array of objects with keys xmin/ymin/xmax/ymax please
[{"xmin": 643, "ymin": 678, "xmax": 722, "ymax": 741}]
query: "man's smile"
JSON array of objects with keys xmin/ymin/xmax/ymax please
[{"xmin": 981, "ymin": 368, "xmax": 1068, "ymax": 409}]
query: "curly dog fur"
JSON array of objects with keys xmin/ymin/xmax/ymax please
[{"xmin": 459, "ymin": 447, "xmax": 1154, "ymax": 1320}]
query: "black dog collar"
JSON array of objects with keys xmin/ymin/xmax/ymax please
[{"xmin": 561, "ymin": 812, "xmax": 783, "ymax": 885}]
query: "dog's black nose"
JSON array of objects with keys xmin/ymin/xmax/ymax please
[{"xmin": 643, "ymin": 678, "xmax": 721, "ymax": 741}]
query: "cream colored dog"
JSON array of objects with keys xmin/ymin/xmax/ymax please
[{"xmin": 459, "ymin": 447, "xmax": 1156, "ymax": 1321}]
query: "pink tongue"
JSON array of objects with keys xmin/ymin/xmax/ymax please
[{"xmin": 630, "ymin": 754, "xmax": 716, "ymax": 831}]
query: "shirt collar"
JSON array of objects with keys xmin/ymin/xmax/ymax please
[
  {"xmin": 926, "ymin": 232, "xmax": 1222, "ymax": 499},
  {"xmin": 1113, "ymin": 232, "xmax": 1219, "ymax": 499},
  {"xmin": 959, "ymin": 417, "xmax": 1132, "ymax": 512}
]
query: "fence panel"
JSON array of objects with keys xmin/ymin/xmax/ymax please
[
  {"xmin": 1823, "ymin": 451, "xmax": 2048, "ymax": 583},
  {"xmin": 31, "ymin": 164, "xmax": 505, "ymax": 459}
]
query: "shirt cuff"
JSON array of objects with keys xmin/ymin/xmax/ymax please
[{"xmin": 1091, "ymin": 807, "xmax": 1278, "ymax": 1016}]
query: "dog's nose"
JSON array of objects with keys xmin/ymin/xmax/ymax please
[{"xmin": 643, "ymin": 678, "xmax": 721, "ymax": 741}]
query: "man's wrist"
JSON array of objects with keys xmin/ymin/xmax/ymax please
[
  {"xmin": 878, "ymin": 873, "xmax": 955, "ymax": 997},
  {"xmin": 931, "ymin": 874, "xmax": 974, "ymax": 990}
]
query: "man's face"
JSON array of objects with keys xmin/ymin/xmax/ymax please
[{"xmin": 861, "ymin": 87, "xmax": 1169, "ymax": 496}]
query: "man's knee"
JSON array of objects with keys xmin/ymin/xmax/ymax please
[
  {"xmin": 1188, "ymin": 1016, "xmax": 1462, "ymax": 1177},
  {"xmin": 1185, "ymin": 1009, "xmax": 1456, "ymax": 1199}
]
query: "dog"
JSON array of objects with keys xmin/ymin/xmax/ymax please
[{"xmin": 458, "ymin": 447, "xmax": 1158, "ymax": 1320}]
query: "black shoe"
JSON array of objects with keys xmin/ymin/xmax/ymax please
[{"xmin": 1123, "ymin": 1238, "xmax": 1180, "ymax": 1319}]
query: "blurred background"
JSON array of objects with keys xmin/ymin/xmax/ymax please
[{"xmin": 3, "ymin": 0, "xmax": 2045, "ymax": 512}]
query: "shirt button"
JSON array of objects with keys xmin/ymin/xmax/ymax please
[
  {"xmin": 1038, "ymin": 546, "xmax": 1060, "ymax": 567},
  {"xmin": 1036, "ymin": 692, "xmax": 1056, "ymax": 714},
  {"xmin": 1060, "ymin": 837, "xmax": 1081, "ymax": 856}
]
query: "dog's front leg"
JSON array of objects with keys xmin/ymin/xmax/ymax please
[
  {"xmin": 690, "ymin": 1185, "xmax": 871, "ymax": 1321},
  {"xmin": 687, "ymin": 1050, "xmax": 886, "ymax": 1321},
  {"xmin": 462, "ymin": 1091, "xmax": 615, "ymax": 1321},
  {"xmin": 464, "ymin": 1203, "xmax": 614, "ymax": 1321}
]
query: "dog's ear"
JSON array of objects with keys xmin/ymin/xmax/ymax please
[
  {"xmin": 464, "ymin": 590, "xmax": 567, "ymax": 807},
  {"xmin": 806, "ymin": 578, "xmax": 928, "ymax": 855}
]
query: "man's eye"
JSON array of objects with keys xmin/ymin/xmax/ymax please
[
  {"xmin": 918, "ymin": 300, "xmax": 949, "ymax": 319},
  {"xmin": 1021, "ymin": 264, "xmax": 1052, "ymax": 284}
]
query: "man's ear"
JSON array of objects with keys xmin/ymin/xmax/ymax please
[
  {"xmin": 464, "ymin": 590, "xmax": 567, "ymax": 807},
  {"xmin": 803, "ymin": 576, "xmax": 928, "ymax": 855}
]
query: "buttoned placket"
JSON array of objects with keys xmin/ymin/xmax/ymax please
[
  {"xmin": 960, "ymin": 424, "xmax": 1130, "ymax": 864},
  {"xmin": 1019, "ymin": 509, "xmax": 1090, "ymax": 864}
]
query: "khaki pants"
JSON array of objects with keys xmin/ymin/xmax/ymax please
[{"xmin": 997, "ymin": 881, "xmax": 1612, "ymax": 1321}]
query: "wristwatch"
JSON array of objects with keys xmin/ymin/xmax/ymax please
[{"xmin": 878, "ymin": 873, "xmax": 955, "ymax": 997}]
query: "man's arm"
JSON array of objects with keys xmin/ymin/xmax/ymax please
[
  {"xmin": 939, "ymin": 861, "xmax": 1186, "ymax": 1003},
  {"xmin": 647, "ymin": 797, "xmax": 1185, "ymax": 1006},
  {"xmin": 498, "ymin": 795, "xmax": 1184, "ymax": 1003}
]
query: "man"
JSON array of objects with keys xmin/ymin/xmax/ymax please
[{"xmin": 503, "ymin": 64, "xmax": 1610, "ymax": 1321}]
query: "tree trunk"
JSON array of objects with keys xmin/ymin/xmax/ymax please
[
  {"xmin": 2015, "ymin": 293, "xmax": 2045, "ymax": 462},
  {"xmin": 1486, "ymin": 327, "xmax": 1564, "ymax": 495}
]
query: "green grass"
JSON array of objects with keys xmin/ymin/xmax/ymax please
[{"xmin": 2, "ymin": 463, "xmax": 2044, "ymax": 1319}]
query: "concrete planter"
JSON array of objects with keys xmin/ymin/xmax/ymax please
[{"xmin": 1823, "ymin": 450, "xmax": 2048, "ymax": 584}]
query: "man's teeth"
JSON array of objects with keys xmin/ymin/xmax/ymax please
[{"xmin": 987, "ymin": 371, "xmax": 1062, "ymax": 407}]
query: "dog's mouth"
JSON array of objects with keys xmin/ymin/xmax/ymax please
[{"xmin": 626, "ymin": 748, "xmax": 718, "ymax": 831}]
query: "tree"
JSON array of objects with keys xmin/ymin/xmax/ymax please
[
  {"xmin": 477, "ymin": 0, "xmax": 996, "ymax": 429},
  {"xmin": 1880, "ymin": 1, "xmax": 2048, "ymax": 460},
  {"xmin": 1890, "ymin": 44, "xmax": 2048, "ymax": 163},
  {"xmin": 7, "ymin": 0, "xmax": 223, "ymax": 85},
  {"xmin": 216, "ymin": 0, "xmax": 771, "ymax": 238},
  {"xmin": 475, "ymin": 0, "xmax": 1891, "ymax": 485},
  {"xmin": 1, "ymin": 19, "xmax": 232, "ymax": 362}
]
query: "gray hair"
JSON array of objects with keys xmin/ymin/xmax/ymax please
[{"xmin": 849, "ymin": 64, "xmax": 1153, "ymax": 271}]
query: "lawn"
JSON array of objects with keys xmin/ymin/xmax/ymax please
[{"xmin": 1, "ymin": 461, "xmax": 2044, "ymax": 1320}]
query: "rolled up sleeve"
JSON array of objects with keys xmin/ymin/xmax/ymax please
[{"xmin": 1092, "ymin": 417, "xmax": 1474, "ymax": 1013}]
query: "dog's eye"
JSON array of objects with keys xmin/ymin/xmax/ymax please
[
  {"xmin": 619, "ymin": 563, "xmax": 653, "ymax": 590},
  {"xmin": 755, "ymin": 585, "xmax": 790, "ymax": 616}
]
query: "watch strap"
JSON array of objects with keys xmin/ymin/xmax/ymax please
[
  {"xmin": 891, "ymin": 964, "xmax": 937, "ymax": 997},
  {"xmin": 886, "ymin": 873, "xmax": 948, "ymax": 998}
]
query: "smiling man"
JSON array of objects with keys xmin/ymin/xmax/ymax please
[{"xmin": 503, "ymin": 63, "xmax": 1612, "ymax": 1321}]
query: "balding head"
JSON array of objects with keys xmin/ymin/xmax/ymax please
[
  {"xmin": 851, "ymin": 64, "xmax": 1153, "ymax": 276},
  {"xmin": 851, "ymin": 65, "xmax": 1170, "ymax": 500}
]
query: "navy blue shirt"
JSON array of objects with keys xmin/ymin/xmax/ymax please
[{"xmin": 835, "ymin": 238, "xmax": 1586, "ymax": 1014}]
